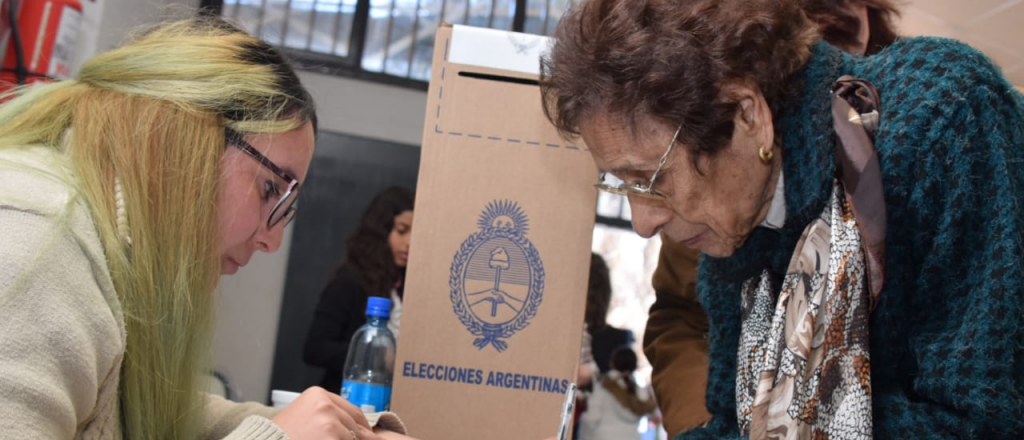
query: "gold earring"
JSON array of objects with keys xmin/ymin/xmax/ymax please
[{"xmin": 758, "ymin": 146, "xmax": 773, "ymax": 164}]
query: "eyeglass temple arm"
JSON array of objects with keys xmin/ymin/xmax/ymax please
[{"xmin": 648, "ymin": 124, "xmax": 684, "ymax": 186}]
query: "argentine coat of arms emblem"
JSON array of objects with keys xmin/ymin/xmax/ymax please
[{"xmin": 450, "ymin": 200, "xmax": 545, "ymax": 352}]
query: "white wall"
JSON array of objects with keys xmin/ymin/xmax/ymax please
[
  {"xmin": 70, "ymin": 0, "xmax": 105, "ymax": 75},
  {"xmin": 79, "ymin": 0, "xmax": 427, "ymax": 404},
  {"xmin": 299, "ymin": 71, "xmax": 427, "ymax": 146}
]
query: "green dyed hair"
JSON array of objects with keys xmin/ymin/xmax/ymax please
[{"xmin": 0, "ymin": 16, "xmax": 315, "ymax": 439}]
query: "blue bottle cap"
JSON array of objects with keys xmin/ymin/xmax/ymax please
[{"xmin": 366, "ymin": 297, "xmax": 392, "ymax": 318}]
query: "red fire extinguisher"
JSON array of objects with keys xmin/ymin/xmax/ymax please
[{"xmin": 0, "ymin": 0, "xmax": 84, "ymax": 93}]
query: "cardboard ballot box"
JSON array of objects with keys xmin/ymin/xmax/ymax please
[{"xmin": 391, "ymin": 24, "xmax": 598, "ymax": 440}]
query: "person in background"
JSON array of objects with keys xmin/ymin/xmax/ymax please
[
  {"xmin": 0, "ymin": 16, "xmax": 410, "ymax": 440},
  {"xmin": 642, "ymin": 0, "xmax": 901, "ymax": 435},
  {"xmin": 578, "ymin": 347, "xmax": 658, "ymax": 440},
  {"xmin": 801, "ymin": 0, "xmax": 899, "ymax": 56},
  {"xmin": 575, "ymin": 253, "xmax": 610, "ymax": 399},
  {"xmin": 305, "ymin": 186, "xmax": 415, "ymax": 393},
  {"xmin": 586, "ymin": 253, "xmax": 635, "ymax": 376},
  {"xmin": 542, "ymin": 0, "xmax": 1024, "ymax": 437},
  {"xmin": 575, "ymin": 252, "xmax": 634, "ymax": 438}
]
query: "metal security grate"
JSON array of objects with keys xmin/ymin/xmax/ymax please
[
  {"xmin": 222, "ymin": 1, "xmax": 358, "ymax": 57},
  {"xmin": 219, "ymin": 0, "xmax": 572, "ymax": 82}
]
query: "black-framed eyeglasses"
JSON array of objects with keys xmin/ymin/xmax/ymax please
[
  {"xmin": 594, "ymin": 123, "xmax": 682, "ymax": 201},
  {"xmin": 225, "ymin": 128, "xmax": 300, "ymax": 228}
]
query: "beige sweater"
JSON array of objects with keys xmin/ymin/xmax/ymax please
[{"xmin": 0, "ymin": 145, "xmax": 286, "ymax": 439}]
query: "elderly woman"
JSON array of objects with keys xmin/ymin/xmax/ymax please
[
  {"xmin": 643, "ymin": 0, "xmax": 903, "ymax": 435},
  {"xmin": 541, "ymin": 0, "xmax": 1024, "ymax": 439}
]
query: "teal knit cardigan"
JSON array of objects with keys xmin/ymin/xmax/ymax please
[{"xmin": 679, "ymin": 38, "xmax": 1024, "ymax": 439}]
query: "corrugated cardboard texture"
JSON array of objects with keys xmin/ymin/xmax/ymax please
[{"xmin": 391, "ymin": 25, "xmax": 597, "ymax": 440}]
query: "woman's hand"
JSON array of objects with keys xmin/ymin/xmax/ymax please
[{"xmin": 271, "ymin": 386, "xmax": 381, "ymax": 440}]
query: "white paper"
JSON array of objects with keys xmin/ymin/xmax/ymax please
[{"xmin": 449, "ymin": 24, "xmax": 552, "ymax": 75}]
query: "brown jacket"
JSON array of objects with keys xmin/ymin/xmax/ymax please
[{"xmin": 643, "ymin": 234, "xmax": 712, "ymax": 436}]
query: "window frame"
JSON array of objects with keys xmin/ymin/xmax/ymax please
[{"xmin": 201, "ymin": 0, "xmax": 532, "ymax": 91}]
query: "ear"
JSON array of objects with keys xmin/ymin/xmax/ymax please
[
  {"xmin": 851, "ymin": 4, "xmax": 871, "ymax": 55},
  {"xmin": 723, "ymin": 81, "xmax": 774, "ymax": 154}
]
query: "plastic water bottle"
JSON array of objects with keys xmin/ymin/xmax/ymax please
[{"xmin": 341, "ymin": 297, "xmax": 397, "ymax": 412}]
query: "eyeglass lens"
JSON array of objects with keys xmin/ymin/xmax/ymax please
[{"xmin": 270, "ymin": 187, "xmax": 298, "ymax": 227}]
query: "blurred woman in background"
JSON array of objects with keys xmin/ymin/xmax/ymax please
[{"xmin": 305, "ymin": 186, "xmax": 415, "ymax": 393}]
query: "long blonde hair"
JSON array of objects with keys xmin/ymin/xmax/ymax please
[{"xmin": 0, "ymin": 17, "xmax": 315, "ymax": 439}]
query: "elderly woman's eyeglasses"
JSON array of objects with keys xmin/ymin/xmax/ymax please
[
  {"xmin": 594, "ymin": 124, "xmax": 682, "ymax": 201},
  {"xmin": 226, "ymin": 129, "xmax": 300, "ymax": 228}
]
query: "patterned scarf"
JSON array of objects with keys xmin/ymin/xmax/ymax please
[{"xmin": 736, "ymin": 77, "xmax": 887, "ymax": 440}]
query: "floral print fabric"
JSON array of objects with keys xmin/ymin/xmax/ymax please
[{"xmin": 737, "ymin": 182, "xmax": 874, "ymax": 440}]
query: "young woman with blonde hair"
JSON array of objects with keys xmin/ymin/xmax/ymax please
[{"xmin": 0, "ymin": 16, "xmax": 407, "ymax": 440}]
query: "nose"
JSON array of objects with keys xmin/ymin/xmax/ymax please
[
  {"xmin": 628, "ymin": 198, "xmax": 674, "ymax": 239},
  {"xmin": 401, "ymin": 231, "xmax": 412, "ymax": 251},
  {"xmin": 255, "ymin": 221, "xmax": 285, "ymax": 253}
]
